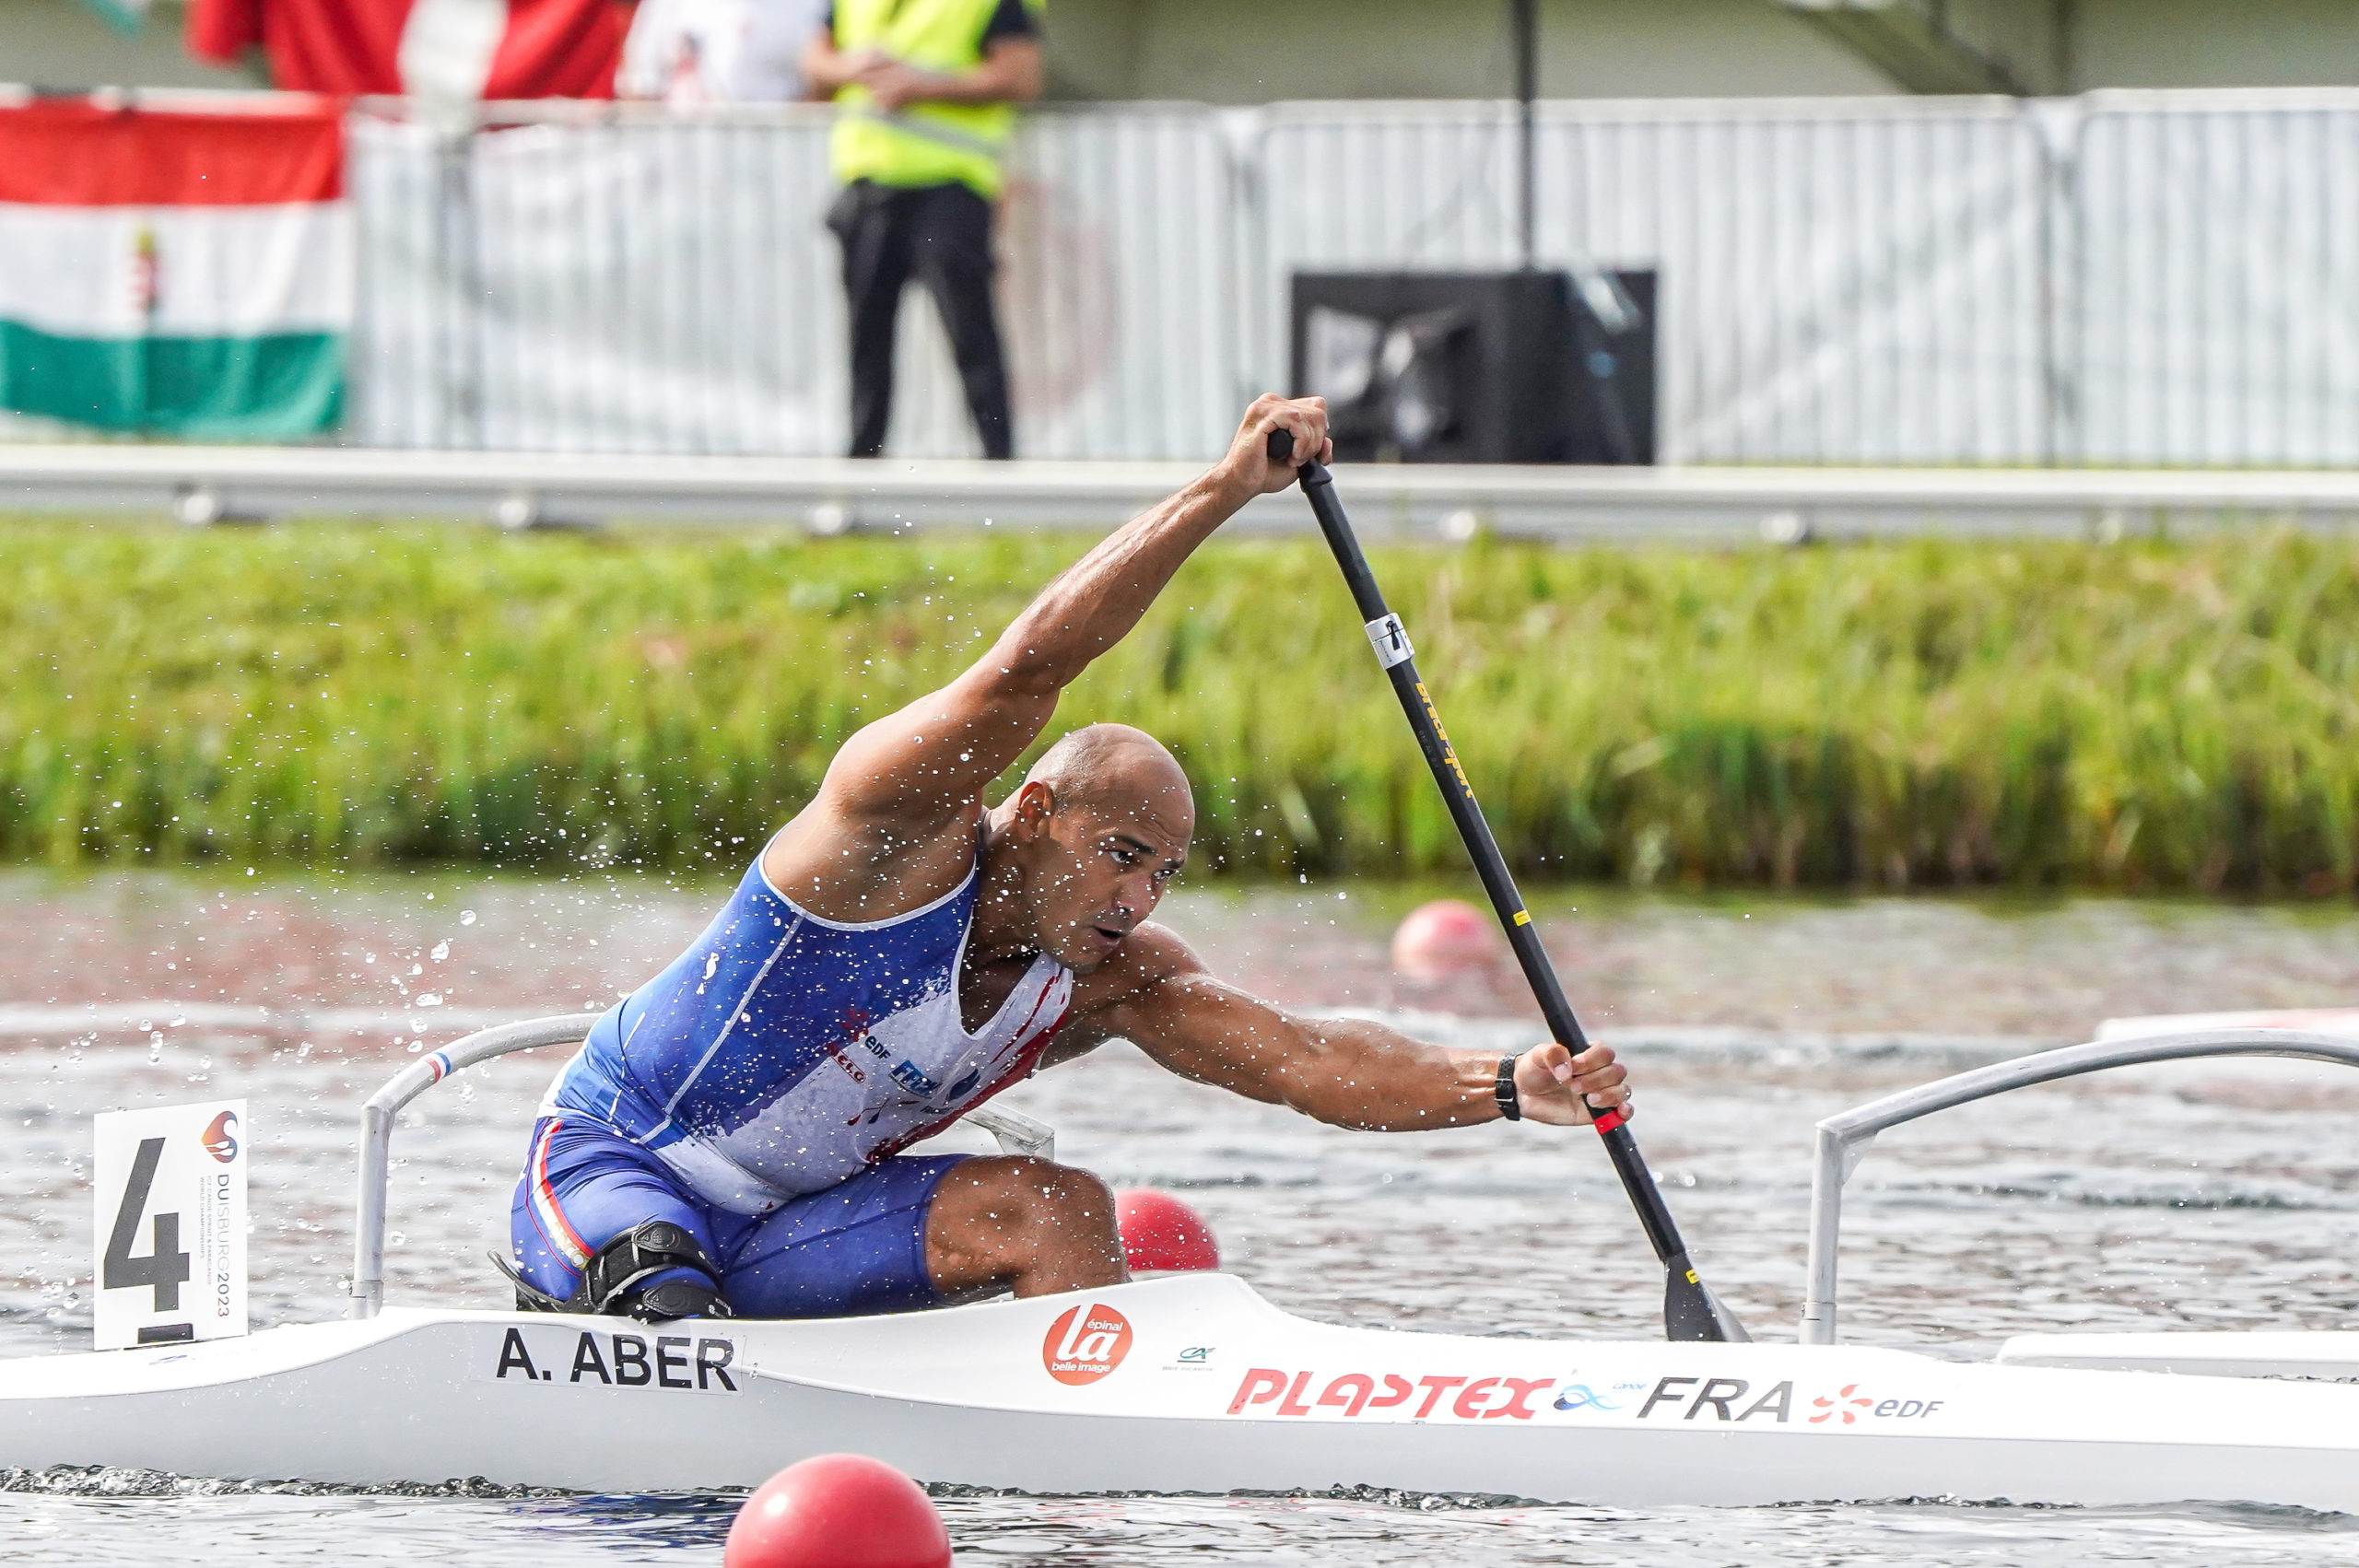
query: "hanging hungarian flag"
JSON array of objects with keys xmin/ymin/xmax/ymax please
[{"xmin": 0, "ymin": 99, "xmax": 348, "ymax": 439}]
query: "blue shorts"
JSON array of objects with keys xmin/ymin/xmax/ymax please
[{"xmin": 510, "ymin": 1116, "xmax": 968, "ymax": 1318}]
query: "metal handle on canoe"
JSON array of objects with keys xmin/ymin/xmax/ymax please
[
  {"xmin": 1270, "ymin": 427, "xmax": 1745, "ymax": 1342},
  {"xmin": 350, "ymin": 1014, "xmax": 601, "ymax": 1320},
  {"xmin": 348, "ymin": 1014, "xmax": 1056, "ymax": 1319},
  {"xmin": 1802, "ymin": 1027, "xmax": 2359, "ymax": 1346}
]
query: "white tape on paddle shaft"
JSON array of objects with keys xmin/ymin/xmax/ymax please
[
  {"xmin": 91, "ymin": 1098, "xmax": 249, "ymax": 1351},
  {"xmin": 1364, "ymin": 614, "xmax": 1414, "ymax": 669}
]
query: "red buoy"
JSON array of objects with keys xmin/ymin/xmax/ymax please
[
  {"xmin": 1115, "ymin": 1188, "xmax": 1220, "ymax": 1273},
  {"xmin": 1391, "ymin": 897, "xmax": 1503, "ymax": 979},
  {"xmin": 723, "ymin": 1454, "xmax": 950, "ymax": 1568}
]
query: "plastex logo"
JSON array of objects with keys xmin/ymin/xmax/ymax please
[
  {"xmin": 1043, "ymin": 1301, "xmax": 1133, "ymax": 1386},
  {"xmin": 201, "ymin": 1110, "xmax": 240, "ymax": 1164}
]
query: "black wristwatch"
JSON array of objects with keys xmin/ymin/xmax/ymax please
[{"xmin": 1495, "ymin": 1053, "xmax": 1521, "ymax": 1121}]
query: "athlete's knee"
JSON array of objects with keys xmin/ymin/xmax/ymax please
[
  {"xmin": 969, "ymin": 1153, "xmax": 1103, "ymax": 1203},
  {"xmin": 958, "ymin": 1156, "xmax": 1116, "ymax": 1242},
  {"xmin": 1033, "ymin": 1162, "xmax": 1117, "ymax": 1234},
  {"xmin": 927, "ymin": 1157, "xmax": 1127, "ymax": 1296}
]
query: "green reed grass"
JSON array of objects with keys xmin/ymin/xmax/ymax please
[{"xmin": 4, "ymin": 518, "xmax": 2356, "ymax": 892}]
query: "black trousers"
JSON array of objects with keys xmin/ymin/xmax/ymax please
[{"xmin": 827, "ymin": 179, "xmax": 1014, "ymax": 461}]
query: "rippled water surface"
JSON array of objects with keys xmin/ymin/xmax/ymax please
[{"xmin": 6, "ymin": 870, "xmax": 2359, "ymax": 1564}]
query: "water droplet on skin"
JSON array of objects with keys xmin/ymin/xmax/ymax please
[
  {"xmin": 460, "ymin": 910, "xmax": 477, "ymax": 926},
  {"xmin": 430, "ymin": 942, "xmax": 450, "ymax": 962}
]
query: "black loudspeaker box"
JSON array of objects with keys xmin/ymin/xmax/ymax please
[{"xmin": 1289, "ymin": 268, "xmax": 1656, "ymax": 464}]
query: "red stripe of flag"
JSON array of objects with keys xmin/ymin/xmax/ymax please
[
  {"xmin": 531, "ymin": 1118, "xmax": 593, "ymax": 1268},
  {"xmin": 0, "ymin": 101, "xmax": 344, "ymax": 207}
]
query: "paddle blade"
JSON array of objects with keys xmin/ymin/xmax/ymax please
[{"xmin": 1663, "ymin": 1257, "xmax": 1750, "ymax": 1343}]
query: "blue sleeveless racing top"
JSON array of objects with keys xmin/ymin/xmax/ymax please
[{"xmin": 544, "ymin": 851, "xmax": 1074, "ymax": 1215}]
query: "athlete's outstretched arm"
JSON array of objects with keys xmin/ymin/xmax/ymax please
[
  {"xmin": 1061, "ymin": 927, "xmax": 1629, "ymax": 1132},
  {"xmin": 816, "ymin": 395, "xmax": 1329, "ymax": 828}
]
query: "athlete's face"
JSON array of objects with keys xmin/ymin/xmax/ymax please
[{"xmin": 1017, "ymin": 783, "xmax": 1193, "ymax": 974}]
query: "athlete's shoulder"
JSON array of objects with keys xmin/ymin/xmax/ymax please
[
  {"xmin": 761, "ymin": 792, "xmax": 987, "ymax": 925},
  {"xmin": 1068, "ymin": 920, "xmax": 1204, "ymax": 1012}
]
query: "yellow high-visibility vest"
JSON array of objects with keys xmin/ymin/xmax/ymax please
[{"xmin": 829, "ymin": 0, "xmax": 1040, "ymax": 199}]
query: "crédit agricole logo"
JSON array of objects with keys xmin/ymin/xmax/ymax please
[{"xmin": 1042, "ymin": 1302, "xmax": 1133, "ymax": 1386}]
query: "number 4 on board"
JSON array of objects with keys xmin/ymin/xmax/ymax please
[
  {"xmin": 103, "ymin": 1136, "xmax": 193, "ymax": 1312},
  {"xmin": 92, "ymin": 1100, "xmax": 247, "ymax": 1352}
]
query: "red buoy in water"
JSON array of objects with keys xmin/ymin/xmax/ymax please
[
  {"xmin": 723, "ymin": 1454, "xmax": 950, "ymax": 1568},
  {"xmin": 1391, "ymin": 898, "xmax": 1503, "ymax": 979},
  {"xmin": 1115, "ymin": 1188, "xmax": 1220, "ymax": 1272}
]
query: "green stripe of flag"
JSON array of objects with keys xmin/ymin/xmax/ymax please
[
  {"xmin": 72, "ymin": 0, "xmax": 151, "ymax": 34},
  {"xmin": 0, "ymin": 321, "xmax": 343, "ymax": 439}
]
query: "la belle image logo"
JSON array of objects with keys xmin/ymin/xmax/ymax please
[{"xmin": 1042, "ymin": 1302, "xmax": 1133, "ymax": 1386}]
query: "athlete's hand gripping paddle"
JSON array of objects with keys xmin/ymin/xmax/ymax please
[{"xmin": 1266, "ymin": 428, "xmax": 1749, "ymax": 1343}]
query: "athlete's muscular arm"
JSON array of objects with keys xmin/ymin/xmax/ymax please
[
  {"xmin": 766, "ymin": 398, "xmax": 1329, "ymax": 918},
  {"xmin": 828, "ymin": 395, "xmax": 1328, "ymax": 818},
  {"xmin": 1053, "ymin": 926, "xmax": 1629, "ymax": 1131}
]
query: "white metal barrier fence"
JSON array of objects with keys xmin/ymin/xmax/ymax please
[
  {"xmin": 329, "ymin": 90, "xmax": 2359, "ymax": 467},
  {"xmin": 2071, "ymin": 92, "xmax": 2359, "ymax": 469},
  {"xmin": 1260, "ymin": 99, "xmax": 2050, "ymax": 466}
]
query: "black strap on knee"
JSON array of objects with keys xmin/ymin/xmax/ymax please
[
  {"xmin": 493, "ymin": 1221, "xmax": 732, "ymax": 1322},
  {"xmin": 579, "ymin": 1221, "xmax": 732, "ymax": 1321}
]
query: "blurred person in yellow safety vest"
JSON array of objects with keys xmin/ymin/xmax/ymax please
[{"xmin": 803, "ymin": 0, "xmax": 1043, "ymax": 460}]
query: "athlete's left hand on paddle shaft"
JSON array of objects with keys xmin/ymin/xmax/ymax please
[
  {"xmin": 1510, "ymin": 1040, "xmax": 1629, "ymax": 1127},
  {"xmin": 1215, "ymin": 394, "xmax": 1332, "ymax": 501}
]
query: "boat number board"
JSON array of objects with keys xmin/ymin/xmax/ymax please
[{"xmin": 92, "ymin": 1098, "xmax": 248, "ymax": 1352}]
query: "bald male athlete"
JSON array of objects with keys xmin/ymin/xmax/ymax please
[{"xmin": 505, "ymin": 394, "xmax": 1630, "ymax": 1322}]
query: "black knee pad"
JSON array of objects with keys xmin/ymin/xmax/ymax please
[
  {"xmin": 632, "ymin": 1273, "xmax": 729, "ymax": 1321},
  {"xmin": 497, "ymin": 1221, "xmax": 731, "ymax": 1322},
  {"xmin": 576, "ymin": 1221, "xmax": 732, "ymax": 1321}
]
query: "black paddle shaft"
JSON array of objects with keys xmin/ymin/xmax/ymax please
[{"xmin": 1269, "ymin": 430, "xmax": 1744, "ymax": 1341}]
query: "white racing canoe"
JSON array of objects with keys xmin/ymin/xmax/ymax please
[
  {"xmin": 10, "ymin": 1269, "xmax": 2359, "ymax": 1505},
  {"xmin": 6, "ymin": 1018, "xmax": 2359, "ymax": 1506}
]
